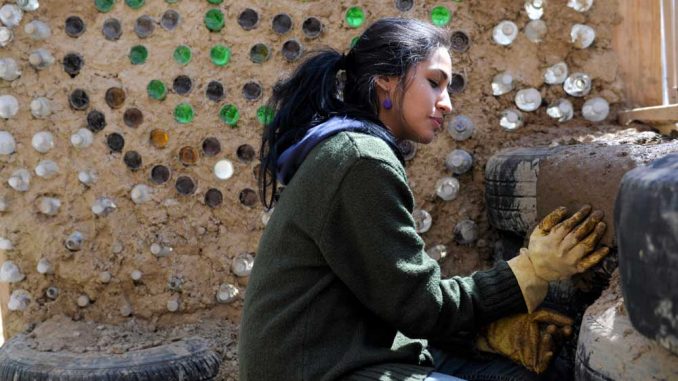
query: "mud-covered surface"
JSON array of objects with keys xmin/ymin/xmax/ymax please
[
  {"xmin": 0, "ymin": 0, "xmax": 657, "ymax": 377},
  {"xmin": 587, "ymin": 269, "xmax": 622, "ymax": 313},
  {"xmin": 575, "ymin": 270, "xmax": 678, "ymax": 380},
  {"xmin": 536, "ymin": 133, "xmax": 677, "ymax": 247}
]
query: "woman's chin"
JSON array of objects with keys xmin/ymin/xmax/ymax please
[
  {"xmin": 416, "ymin": 131, "xmax": 436, "ymax": 144},
  {"xmin": 401, "ymin": 126, "xmax": 436, "ymax": 144}
]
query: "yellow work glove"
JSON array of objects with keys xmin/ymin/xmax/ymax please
[
  {"xmin": 508, "ymin": 205, "xmax": 610, "ymax": 312},
  {"xmin": 475, "ymin": 309, "xmax": 574, "ymax": 374}
]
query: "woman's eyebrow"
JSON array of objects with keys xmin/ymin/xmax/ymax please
[{"xmin": 431, "ymin": 69, "xmax": 451, "ymax": 85}]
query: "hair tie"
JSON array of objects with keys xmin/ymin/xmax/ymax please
[{"xmin": 335, "ymin": 54, "xmax": 348, "ymax": 101}]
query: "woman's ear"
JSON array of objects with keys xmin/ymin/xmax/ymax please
[{"xmin": 375, "ymin": 75, "xmax": 397, "ymax": 93}]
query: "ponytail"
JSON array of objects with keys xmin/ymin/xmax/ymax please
[{"xmin": 259, "ymin": 49, "xmax": 372, "ymax": 209}]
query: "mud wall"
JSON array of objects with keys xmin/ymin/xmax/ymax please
[{"xmin": 0, "ymin": 0, "xmax": 623, "ymax": 338}]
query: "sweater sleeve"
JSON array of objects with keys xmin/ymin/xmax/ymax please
[{"xmin": 317, "ymin": 158, "xmax": 526, "ymax": 341}]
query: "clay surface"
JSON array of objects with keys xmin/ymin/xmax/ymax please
[{"xmin": 536, "ymin": 137, "xmax": 678, "ymax": 246}]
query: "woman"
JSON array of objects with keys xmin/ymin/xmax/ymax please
[{"xmin": 239, "ymin": 18, "xmax": 609, "ymax": 381}]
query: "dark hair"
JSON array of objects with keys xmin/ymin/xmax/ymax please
[{"xmin": 258, "ymin": 17, "xmax": 451, "ymax": 208}]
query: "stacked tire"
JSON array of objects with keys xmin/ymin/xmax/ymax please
[
  {"xmin": 484, "ymin": 145, "xmax": 617, "ymax": 309},
  {"xmin": 574, "ymin": 276, "xmax": 678, "ymax": 381},
  {"xmin": 615, "ymin": 152, "xmax": 678, "ymax": 354},
  {"xmin": 485, "ymin": 146, "xmax": 555, "ymax": 236},
  {"xmin": 575, "ymin": 152, "xmax": 678, "ymax": 380},
  {"xmin": 485, "ymin": 145, "xmax": 608, "ymax": 380},
  {"xmin": 0, "ymin": 336, "xmax": 221, "ymax": 381}
]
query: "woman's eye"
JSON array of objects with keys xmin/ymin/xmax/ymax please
[{"xmin": 428, "ymin": 79, "xmax": 439, "ymax": 88}]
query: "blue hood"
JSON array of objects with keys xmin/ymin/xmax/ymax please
[{"xmin": 276, "ymin": 116, "xmax": 402, "ymax": 185}]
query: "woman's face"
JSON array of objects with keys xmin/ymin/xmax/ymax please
[{"xmin": 378, "ymin": 47, "xmax": 453, "ymax": 144}]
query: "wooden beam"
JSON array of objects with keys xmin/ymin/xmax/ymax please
[
  {"xmin": 619, "ymin": 104, "xmax": 678, "ymax": 134},
  {"xmin": 613, "ymin": 1, "xmax": 664, "ymax": 107}
]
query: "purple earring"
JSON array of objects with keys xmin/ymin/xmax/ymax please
[{"xmin": 383, "ymin": 97, "xmax": 392, "ymax": 110}]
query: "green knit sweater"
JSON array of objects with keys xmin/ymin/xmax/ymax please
[{"xmin": 238, "ymin": 132, "xmax": 526, "ymax": 381}]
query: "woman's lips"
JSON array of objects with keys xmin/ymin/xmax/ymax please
[{"xmin": 430, "ymin": 117, "xmax": 443, "ymax": 129}]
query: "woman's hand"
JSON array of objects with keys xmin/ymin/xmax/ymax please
[
  {"xmin": 526, "ymin": 205, "xmax": 610, "ymax": 281},
  {"xmin": 475, "ymin": 309, "xmax": 574, "ymax": 374},
  {"xmin": 508, "ymin": 205, "xmax": 611, "ymax": 312}
]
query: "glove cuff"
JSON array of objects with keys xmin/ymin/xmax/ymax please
[
  {"xmin": 474, "ymin": 333, "xmax": 496, "ymax": 354},
  {"xmin": 507, "ymin": 251, "xmax": 548, "ymax": 313}
]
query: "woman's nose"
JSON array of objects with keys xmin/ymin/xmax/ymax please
[{"xmin": 438, "ymin": 90, "xmax": 453, "ymax": 114}]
